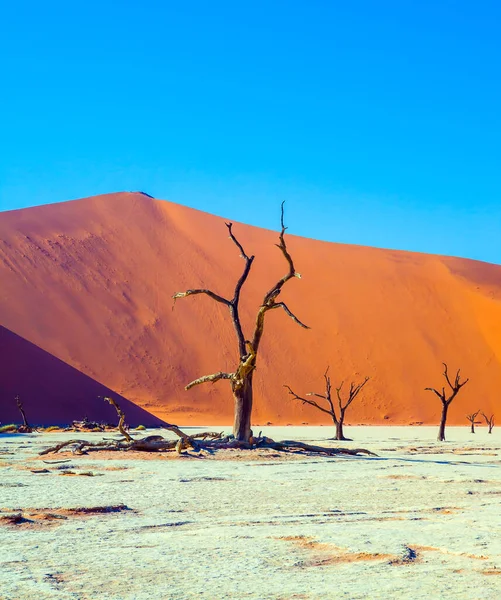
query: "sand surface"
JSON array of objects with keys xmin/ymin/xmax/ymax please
[
  {"xmin": 1, "ymin": 192, "xmax": 501, "ymax": 425},
  {"xmin": 1, "ymin": 426, "xmax": 501, "ymax": 599}
]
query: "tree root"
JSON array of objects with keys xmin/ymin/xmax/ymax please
[{"xmin": 39, "ymin": 428, "xmax": 377, "ymax": 457}]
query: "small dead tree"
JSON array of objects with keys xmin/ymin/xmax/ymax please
[
  {"xmin": 466, "ymin": 409, "xmax": 481, "ymax": 434},
  {"xmin": 481, "ymin": 412, "xmax": 495, "ymax": 434},
  {"xmin": 285, "ymin": 368, "xmax": 369, "ymax": 441},
  {"xmin": 15, "ymin": 395, "xmax": 32, "ymax": 433},
  {"xmin": 425, "ymin": 363, "xmax": 469, "ymax": 442},
  {"xmin": 173, "ymin": 202, "xmax": 309, "ymax": 442}
]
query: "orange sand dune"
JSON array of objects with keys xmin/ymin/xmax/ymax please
[{"xmin": 1, "ymin": 192, "xmax": 500, "ymax": 427}]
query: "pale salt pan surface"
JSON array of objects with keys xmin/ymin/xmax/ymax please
[{"xmin": 1, "ymin": 426, "xmax": 500, "ymax": 599}]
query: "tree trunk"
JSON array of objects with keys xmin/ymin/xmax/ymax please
[
  {"xmin": 334, "ymin": 415, "xmax": 352, "ymax": 441},
  {"xmin": 437, "ymin": 403, "xmax": 448, "ymax": 441},
  {"xmin": 488, "ymin": 424, "xmax": 493, "ymax": 434},
  {"xmin": 470, "ymin": 423, "xmax": 475, "ymax": 434},
  {"xmin": 232, "ymin": 375, "xmax": 253, "ymax": 442},
  {"xmin": 335, "ymin": 420, "xmax": 346, "ymax": 441}
]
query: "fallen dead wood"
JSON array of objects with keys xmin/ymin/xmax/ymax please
[
  {"xmin": 37, "ymin": 394, "xmax": 376, "ymax": 458},
  {"xmin": 263, "ymin": 440, "xmax": 377, "ymax": 456},
  {"xmin": 39, "ymin": 427, "xmax": 377, "ymax": 458}
]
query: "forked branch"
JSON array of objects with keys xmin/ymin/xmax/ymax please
[
  {"xmin": 425, "ymin": 363, "xmax": 469, "ymax": 406},
  {"xmin": 481, "ymin": 412, "xmax": 495, "ymax": 433},
  {"xmin": 335, "ymin": 377, "xmax": 370, "ymax": 411},
  {"xmin": 263, "ymin": 202, "xmax": 299, "ymax": 306},
  {"xmin": 284, "ymin": 385, "xmax": 334, "ymax": 417},
  {"xmin": 466, "ymin": 409, "xmax": 481, "ymax": 433},
  {"xmin": 252, "ymin": 202, "xmax": 309, "ymax": 352}
]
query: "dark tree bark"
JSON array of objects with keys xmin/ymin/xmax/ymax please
[
  {"xmin": 466, "ymin": 409, "xmax": 481, "ymax": 434},
  {"xmin": 173, "ymin": 203, "xmax": 309, "ymax": 442},
  {"xmin": 15, "ymin": 395, "xmax": 32, "ymax": 433},
  {"xmin": 425, "ymin": 363, "xmax": 469, "ymax": 442},
  {"xmin": 437, "ymin": 403, "xmax": 448, "ymax": 442},
  {"xmin": 481, "ymin": 412, "xmax": 495, "ymax": 434},
  {"xmin": 285, "ymin": 368, "xmax": 369, "ymax": 441}
]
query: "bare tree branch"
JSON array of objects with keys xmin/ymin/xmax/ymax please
[
  {"xmin": 323, "ymin": 368, "xmax": 335, "ymax": 414},
  {"xmin": 442, "ymin": 362, "xmax": 469, "ymax": 393},
  {"xmin": 225, "ymin": 222, "xmax": 255, "ymax": 357},
  {"xmin": 269, "ymin": 302, "xmax": 310, "ymax": 329},
  {"xmin": 252, "ymin": 202, "xmax": 308, "ymax": 353},
  {"xmin": 342, "ymin": 378, "xmax": 370, "ymax": 410},
  {"xmin": 225, "ymin": 222, "xmax": 252, "ymax": 262},
  {"xmin": 172, "ymin": 289, "xmax": 230, "ymax": 306},
  {"xmin": 185, "ymin": 371, "xmax": 234, "ymax": 390},
  {"xmin": 263, "ymin": 201, "xmax": 299, "ymax": 305},
  {"xmin": 103, "ymin": 396, "xmax": 132, "ymax": 442},
  {"xmin": 306, "ymin": 392, "xmax": 329, "ymax": 400},
  {"xmin": 424, "ymin": 387, "xmax": 446, "ymax": 402},
  {"xmin": 466, "ymin": 409, "xmax": 480, "ymax": 422},
  {"xmin": 284, "ymin": 385, "xmax": 335, "ymax": 417}
]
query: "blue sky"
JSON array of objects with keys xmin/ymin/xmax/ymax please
[{"xmin": 1, "ymin": 1, "xmax": 500, "ymax": 263}]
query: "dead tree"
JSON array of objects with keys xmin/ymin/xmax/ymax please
[
  {"xmin": 285, "ymin": 368, "xmax": 369, "ymax": 440},
  {"xmin": 173, "ymin": 202, "xmax": 309, "ymax": 442},
  {"xmin": 466, "ymin": 409, "xmax": 481, "ymax": 434},
  {"xmin": 15, "ymin": 395, "xmax": 32, "ymax": 433},
  {"xmin": 481, "ymin": 412, "xmax": 495, "ymax": 434},
  {"xmin": 425, "ymin": 363, "xmax": 469, "ymax": 442}
]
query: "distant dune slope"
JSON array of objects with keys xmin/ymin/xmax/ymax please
[
  {"xmin": 0, "ymin": 326, "xmax": 164, "ymax": 426},
  {"xmin": 1, "ymin": 192, "xmax": 500, "ymax": 426}
]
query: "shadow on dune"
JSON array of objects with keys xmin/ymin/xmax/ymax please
[{"xmin": 0, "ymin": 326, "xmax": 165, "ymax": 427}]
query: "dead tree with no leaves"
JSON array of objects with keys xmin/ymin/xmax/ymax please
[
  {"xmin": 425, "ymin": 363, "xmax": 469, "ymax": 442},
  {"xmin": 466, "ymin": 409, "xmax": 481, "ymax": 434},
  {"xmin": 173, "ymin": 202, "xmax": 309, "ymax": 442},
  {"xmin": 285, "ymin": 368, "xmax": 369, "ymax": 441},
  {"xmin": 481, "ymin": 412, "xmax": 495, "ymax": 434},
  {"xmin": 15, "ymin": 395, "xmax": 32, "ymax": 433}
]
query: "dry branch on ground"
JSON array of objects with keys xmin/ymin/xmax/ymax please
[{"xmin": 39, "ymin": 425, "xmax": 377, "ymax": 458}]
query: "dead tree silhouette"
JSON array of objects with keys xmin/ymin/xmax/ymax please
[{"xmin": 425, "ymin": 363, "xmax": 469, "ymax": 441}]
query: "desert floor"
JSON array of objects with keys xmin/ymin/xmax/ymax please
[{"xmin": 1, "ymin": 426, "xmax": 500, "ymax": 600}]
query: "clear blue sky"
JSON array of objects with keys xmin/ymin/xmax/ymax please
[{"xmin": 1, "ymin": 1, "xmax": 500, "ymax": 263}]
